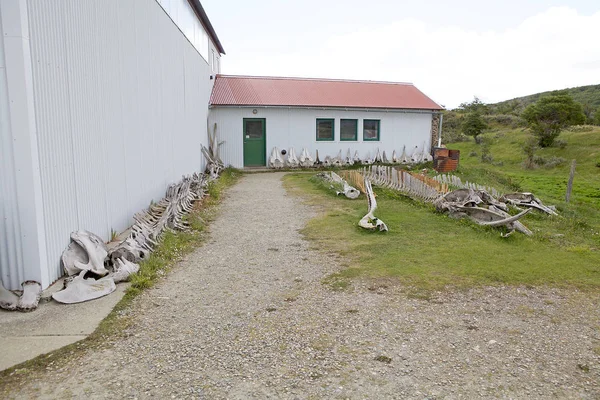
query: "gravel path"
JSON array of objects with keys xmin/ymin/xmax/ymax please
[{"xmin": 5, "ymin": 172, "xmax": 599, "ymax": 399}]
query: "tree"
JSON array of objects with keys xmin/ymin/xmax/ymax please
[
  {"xmin": 522, "ymin": 92, "xmax": 586, "ymax": 147},
  {"xmin": 594, "ymin": 108, "xmax": 600, "ymax": 126},
  {"xmin": 461, "ymin": 111, "xmax": 488, "ymax": 143},
  {"xmin": 458, "ymin": 96, "xmax": 490, "ymax": 115}
]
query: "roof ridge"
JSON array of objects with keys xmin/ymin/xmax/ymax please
[{"xmin": 215, "ymin": 74, "xmax": 414, "ymax": 86}]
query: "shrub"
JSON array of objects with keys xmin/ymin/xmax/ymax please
[
  {"xmin": 533, "ymin": 155, "xmax": 566, "ymax": 169},
  {"xmin": 553, "ymin": 139, "xmax": 568, "ymax": 149},
  {"xmin": 442, "ymin": 129, "xmax": 468, "ymax": 144},
  {"xmin": 522, "ymin": 92, "xmax": 586, "ymax": 147},
  {"xmin": 566, "ymin": 125, "xmax": 594, "ymax": 133},
  {"xmin": 469, "ymin": 151, "xmax": 478, "ymax": 157},
  {"xmin": 523, "ymin": 135, "xmax": 538, "ymax": 169}
]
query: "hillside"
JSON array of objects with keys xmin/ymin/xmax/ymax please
[{"xmin": 490, "ymin": 84, "xmax": 600, "ymax": 114}]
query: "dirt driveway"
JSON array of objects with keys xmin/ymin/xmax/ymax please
[{"xmin": 3, "ymin": 172, "xmax": 599, "ymax": 399}]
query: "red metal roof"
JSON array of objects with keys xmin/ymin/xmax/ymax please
[{"xmin": 210, "ymin": 75, "xmax": 443, "ymax": 110}]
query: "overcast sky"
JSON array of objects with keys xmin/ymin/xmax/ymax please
[{"xmin": 202, "ymin": 0, "xmax": 600, "ymax": 109}]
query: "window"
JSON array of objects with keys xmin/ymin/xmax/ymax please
[
  {"xmin": 340, "ymin": 119, "xmax": 358, "ymax": 141},
  {"xmin": 363, "ymin": 119, "xmax": 380, "ymax": 141},
  {"xmin": 316, "ymin": 119, "xmax": 334, "ymax": 141}
]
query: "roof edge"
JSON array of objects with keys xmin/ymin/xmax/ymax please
[
  {"xmin": 215, "ymin": 74, "xmax": 414, "ymax": 86},
  {"xmin": 189, "ymin": 0, "xmax": 226, "ymax": 55},
  {"xmin": 210, "ymin": 104, "xmax": 444, "ymax": 112}
]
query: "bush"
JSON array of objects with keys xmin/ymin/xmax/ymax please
[
  {"xmin": 553, "ymin": 139, "xmax": 568, "ymax": 149},
  {"xmin": 523, "ymin": 135, "xmax": 538, "ymax": 169},
  {"xmin": 484, "ymin": 114, "xmax": 524, "ymax": 129},
  {"xmin": 469, "ymin": 151, "xmax": 478, "ymax": 157},
  {"xmin": 533, "ymin": 155, "xmax": 566, "ymax": 169},
  {"xmin": 442, "ymin": 129, "xmax": 469, "ymax": 144},
  {"xmin": 566, "ymin": 125, "xmax": 595, "ymax": 133},
  {"xmin": 480, "ymin": 140, "xmax": 493, "ymax": 164}
]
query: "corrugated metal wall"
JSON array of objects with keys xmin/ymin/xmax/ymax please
[
  {"xmin": 209, "ymin": 107, "xmax": 434, "ymax": 168},
  {"xmin": 0, "ymin": 0, "xmax": 212, "ymax": 289}
]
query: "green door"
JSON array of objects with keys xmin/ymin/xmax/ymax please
[{"xmin": 243, "ymin": 118, "xmax": 266, "ymax": 167}]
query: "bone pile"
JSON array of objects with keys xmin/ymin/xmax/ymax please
[
  {"xmin": 433, "ymin": 189, "xmax": 533, "ymax": 237},
  {"xmin": 316, "ymin": 171, "xmax": 361, "ymax": 199},
  {"xmin": 50, "ymin": 172, "xmax": 210, "ymax": 305},
  {"xmin": 337, "ymin": 166, "xmax": 558, "ymax": 236},
  {"xmin": 268, "ymin": 143, "xmax": 435, "ymax": 169},
  {"xmin": 359, "ymin": 165, "xmax": 443, "ymax": 203},
  {"xmin": 359, "ymin": 178, "xmax": 388, "ymax": 231},
  {"xmin": 434, "ymin": 173, "xmax": 501, "ymax": 199},
  {"xmin": 201, "ymin": 123, "xmax": 225, "ymax": 179}
]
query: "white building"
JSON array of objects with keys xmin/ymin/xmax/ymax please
[
  {"xmin": 209, "ymin": 75, "xmax": 443, "ymax": 168},
  {"xmin": 0, "ymin": 0, "xmax": 224, "ymax": 290}
]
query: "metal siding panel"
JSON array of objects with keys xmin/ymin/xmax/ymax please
[
  {"xmin": 17, "ymin": 0, "xmax": 212, "ymax": 288},
  {"xmin": 0, "ymin": 9, "xmax": 25, "ymax": 289}
]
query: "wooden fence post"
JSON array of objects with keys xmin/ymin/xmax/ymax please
[{"xmin": 565, "ymin": 159, "xmax": 576, "ymax": 203}]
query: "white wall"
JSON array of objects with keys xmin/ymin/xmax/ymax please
[
  {"xmin": 156, "ymin": 0, "xmax": 221, "ymax": 73},
  {"xmin": 0, "ymin": 0, "xmax": 214, "ymax": 290},
  {"xmin": 210, "ymin": 107, "xmax": 434, "ymax": 168}
]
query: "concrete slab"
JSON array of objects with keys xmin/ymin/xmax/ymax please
[{"xmin": 0, "ymin": 283, "xmax": 128, "ymax": 371}]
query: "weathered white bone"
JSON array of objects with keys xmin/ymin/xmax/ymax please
[
  {"xmin": 317, "ymin": 172, "xmax": 360, "ymax": 199},
  {"xmin": 286, "ymin": 147, "xmax": 299, "ymax": 168},
  {"xmin": 382, "ymin": 151, "xmax": 389, "ymax": 164},
  {"xmin": 52, "ymin": 271, "xmax": 116, "ymax": 304},
  {"xmin": 391, "ymin": 150, "xmax": 399, "ymax": 163},
  {"xmin": 315, "ymin": 149, "xmax": 322, "ymax": 166},
  {"xmin": 353, "ymin": 150, "xmax": 361, "ymax": 164},
  {"xmin": 299, "ymin": 148, "xmax": 314, "ymax": 167},
  {"xmin": 411, "ymin": 146, "xmax": 422, "ymax": 163},
  {"xmin": 359, "ymin": 178, "xmax": 388, "ymax": 231},
  {"xmin": 0, "ymin": 280, "xmax": 19, "ymax": 311},
  {"xmin": 109, "ymin": 237, "xmax": 150, "ymax": 265},
  {"xmin": 269, "ymin": 147, "xmax": 284, "ymax": 169},
  {"xmin": 323, "ymin": 155, "xmax": 332, "ymax": 167},
  {"xmin": 345, "ymin": 149, "xmax": 354, "ymax": 166},
  {"xmin": 400, "ymin": 146, "xmax": 409, "ymax": 164},
  {"xmin": 332, "ymin": 150, "xmax": 343, "ymax": 167},
  {"xmin": 111, "ymin": 258, "xmax": 140, "ymax": 284},
  {"xmin": 373, "ymin": 148, "xmax": 383, "ymax": 163},
  {"xmin": 62, "ymin": 231, "xmax": 109, "ymax": 277},
  {"xmin": 202, "ymin": 122, "xmax": 225, "ymax": 178},
  {"xmin": 500, "ymin": 193, "xmax": 558, "ymax": 215},
  {"xmin": 16, "ymin": 281, "xmax": 42, "ymax": 312},
  {"xmin": 362, "ymin": 151, "xmax": 373, "ymax": 165},
  {"xmin": 422, "ymin": 141, "xmax": 433, "ymax": 162}
]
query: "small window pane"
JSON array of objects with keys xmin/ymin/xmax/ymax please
[
  {"xmin": 316, "ymin": 119, "xmax": 334, "ymax": 141},
  {"xmin": 363, "ymin": 120, "xmax": 380, "ymax": 141},
  {"xmin": 340, "ymin": 119, "xmax": 357, "ymax": 141},
  {"xmin": 246, "ymin": 121, "xmax": 263, "ymax": 139}
]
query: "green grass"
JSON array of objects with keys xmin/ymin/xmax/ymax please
[
  {"xmin": 0, "ymin": 167, "xmax": 241, "ymax": 392},
  {"xmin": 450, "ymin": 127, "xmax": 600, "ymax": 232},
  {"xmin": 283, "ymin": 153, "xmax": 600, "ymax": 293}
]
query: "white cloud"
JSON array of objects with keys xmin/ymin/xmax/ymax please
[{"xmin": 226, "ymin": 6, "xmax": 600, "ymax": 109}]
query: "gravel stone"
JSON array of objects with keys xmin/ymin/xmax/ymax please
[{"xmin": 5, "ymin": 172, "xmax": 599, "ymax": 399}]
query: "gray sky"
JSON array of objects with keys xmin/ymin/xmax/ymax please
[{"xmin": 202, "ymin": 0, "xmax": 600, "ymax": 108}]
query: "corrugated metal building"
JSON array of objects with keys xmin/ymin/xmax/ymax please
[
  {"xmin": 0, "ymin": 0, "xmax": 224, "ymax": 290},
  {"xmin": 209, "ymin": 75, "xmax": 444, "ymax": 168}
]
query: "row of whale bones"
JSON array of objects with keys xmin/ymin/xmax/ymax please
[{"xmin": 269, "ymin": 145, "xmax": 434, "ymax": 168}]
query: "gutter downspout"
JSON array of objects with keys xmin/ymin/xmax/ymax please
[{"xmin": 437, "ymin": 113, "xmax": 444, "ymax": 147}]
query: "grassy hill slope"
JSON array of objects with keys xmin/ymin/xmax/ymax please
[{"xmin": 491, "ymin": 84, "xmax": 600, "ymax": 113}]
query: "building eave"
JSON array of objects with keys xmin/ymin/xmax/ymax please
[{"xmin": 188, "ymin": 0, "xmax": 226, "ymax": 55}]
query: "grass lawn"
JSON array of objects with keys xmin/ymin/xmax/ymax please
[{"xmin": 283, "ymin": 128, "xmax": 600, "ymax": 293}]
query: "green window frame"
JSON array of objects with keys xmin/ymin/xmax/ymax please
[
  {"xmin": 340, "ymin": 119, "xmax": 358, "ymax": 141},
  {"xmin": 316, "ymin": 118, "xmax": 335, "ymax": 141},
  {"xmin": 363, "ymin": 119, "xmax": 380, "ymax": 141}
]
